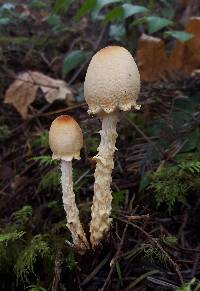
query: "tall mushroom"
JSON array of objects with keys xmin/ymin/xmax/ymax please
[
  {"xmin": 84, "ymin": 46, "xmax": 140, "ymax": 247},
  {"xmin": 49, "ymin": 115, "xmax": 89, "ymax": 253}
]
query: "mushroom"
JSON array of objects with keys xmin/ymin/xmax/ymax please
[
  {"xmin": 49, "ymin": 115, "xmax": 89, "ymax": 253},
  {"xmin": 84, "ymin": 46, "xmax": 140, "ymax": 247}
]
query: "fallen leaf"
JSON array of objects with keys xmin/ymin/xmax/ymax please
[
  {"xmin": 4, "ymin": 71, "xmax": 74, "ymax": 119},
  {"xmin": 169, "ymin": 17, "xmax": 200, "ymax": 76},
  {"xmin": 137, "ymin": 34, "xmax": 169, "ymax": 82},
  {"xmin": 186, "ymin": 17, "xmax": 200, "ymax": 62},
  {"xmin": 30, "ymin": 71, "xmax": 74, "ymax": 104},
  {"xmin": 191, "ymin": 69, "xmax": 200, "ymax": 77},
  {"xmin": 179, "ymin": 0, "xmax": 189, "ymax": 6},
  {"xmin": 4, "ymin": 72, "xmax": 38, "ymax": 119}
]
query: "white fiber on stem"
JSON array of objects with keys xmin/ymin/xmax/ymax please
[
  {"xmin": 61, "ymin": 160, "xmax": 89, "ymax": 253},
  {"xmin": 90, "ymin": 112, "xmax": 119, "ymax": 247}
]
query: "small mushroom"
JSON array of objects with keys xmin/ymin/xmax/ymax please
[
  {"xmin": 49, "ymin": 115, "xmax": 89, "ymax": 253},
  {"xmin": 84, "ymin": 46, "xmax": 140, "ymax": 247}
]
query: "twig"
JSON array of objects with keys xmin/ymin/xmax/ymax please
[
  {"xmin": 80, "ymin": 252, "xmax": 111, "ymax": 286},
  {"xmin": 191, "ymin": 252, "xmax": 200, "ymax": 278},
  {"xmin": 125, "ymin": 116, "xmax": 165, "ymax": 159},
  {"xmin": 118, "ymin": 217, "xmax": 183, "ymax": 284},
  {"xmin": 68, "ymin": 26, "xmax": 107, "ymax": 85},
  {"xmin": 126, "ymin": 214, "xmax": 150, "ymax": 221},
  {"xmin": 125, "ymin": 269, "xmax": 159, "ymax": 290},
  {"xmin": 100, "ymin": 224, "xmax": 128, "ymax": 290},
  {"xmin": 52, "ymin": 251, "xmax": 62, "ymax": 291},
  {"xmin": 36, "ymin": 103, "xmax": 86, "ymax": 117}
]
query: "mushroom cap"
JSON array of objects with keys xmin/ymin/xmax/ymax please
[
  {"xmin": 49, "ymin": 115, "xmax": 83, "ymax": 161},
  {"xmin": 84, "ymin": 46, "xmax": 140, "ymax": 114}
]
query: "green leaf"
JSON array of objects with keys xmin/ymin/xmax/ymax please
[
  {"xmin": 130, "ymin": 16, "xmax": 146, "ymax": 27},
  {"xmin": 180, "ymin": 131, "xmax": 200, "ymax": 153},
  {"xmin": 109, "ymin": 23, "xmax": 125, "ymax": 41},
  {"xmin": 62, "ymin": 50, "xmax": 89, "ymax": 76},
  {"xmin": 74, "ymin": 0, "xmax": 96, "ymax": 20},
  {"xmin": 92, "ymin": 0, "xmax": 122, "ymax": 19},
  {"xmin": 122, "ymin": 4, "xmax": 148, "ymax": 19},
  {"xmin": 96, "ymin": 0, "xmax": 122, "ymax": 10},
  {"xmin": 27, "ymin": 286, "xmax": 47, "ymax": 291},
  {"xmin": 146, "ymin": 16, "xmax": 173, "ymax": 33},
  {"xmin": 164, "ymin": 30, "xmax": 193, "ymax": 43},
  {"xmin": 29, "ymin": 0, "xmax": 47, "ymax": 9},
  {"xmin": 0, "ymin": 17, "xmax": 10, "ymax": 25},
  {"xmin": 139, "ymin": 174, "xmax": 151, "ymax": 192},
  {"xmin": 115, "ymin": 261, "xmax": 123, "ymax": 287},
  {"xmin": 66, "ymin": 252, "xmax": 77, "ymax": 271},
  {"xmin": 47, "ymin": 13, "xmax": 62, "ymax": 27},
  {"xmin": 53, "ymin": 0, "xmax": 74, "ymax": 13},
  {"xmin": 112, "ymin": 190, "xmax": 127, "ymax": 208},
  {"xmin": 103, "ymin": 6, "xmax": 124, "ymax": 23}
]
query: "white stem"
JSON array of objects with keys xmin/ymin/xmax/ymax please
[
  {"xmin": 90, "ymin": 112, "xmax": 119, "ymax": 247},
  {"xmin": 61, "ymin": 160, "xmax": 89, "ymax": 253}
]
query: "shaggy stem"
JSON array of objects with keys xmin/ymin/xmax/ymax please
[
  {"xmin": 90, "ymin": 112, "xmax": 119, "ymax": 247},
  {"xmin": 61, "ymin": 160, "xmax": 89, "ymax": 253}
]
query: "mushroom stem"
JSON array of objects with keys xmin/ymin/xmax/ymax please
[
  {"xmin": 61, "ymin": 160, "xmax": 89, "ymax": 253},
  {"xmin": 90, "ymin": 112, "xmax": 119, "ymax": 247}
]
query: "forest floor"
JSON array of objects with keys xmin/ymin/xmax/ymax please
[{"xmin": 0, "ymin": 1, "xmax": 200, "ymax": 291}]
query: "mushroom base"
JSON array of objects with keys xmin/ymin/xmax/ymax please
[
  {"xmin": 90, "ymin": 112, "xmax": 119, "ymax": 247},
  {"xmin": 61, "ymin": 160, "xmax": 89, "ymax": 253}
]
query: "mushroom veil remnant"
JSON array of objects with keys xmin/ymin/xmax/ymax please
[
  {"xmin": 84, "ymin": 46, "xmax": 141, "ymax": 247},
  {"xmin": 49, "ymin": 115, "xmax": 89, "ymax": 253}
]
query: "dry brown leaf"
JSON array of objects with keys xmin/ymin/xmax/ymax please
[
  {"xmin": 4, "ymin": 72, "xmax": 38, "ymax": 119},
  {"xmin": 4, "ymin": 71, "xmax": 74, "ymax": 119},
  {"xmin": 169, "ymin": 17, "xmax": 200, "ymax": 76},
  {"xmin": 30, "ymin": 71, "xmax": 74, "ymax": 104},
  {"xmin": 137, "ymin": 34, "xmax": 169, "ymax": 82},
  {"xmin": 191, "ymin": 69, "xmax": 200, "ymax": 77},
  {"xmin": 179, "ymin": 0, "xmax": 190, "ymax": 6},
  {"xmin": 187, "ymin": 17, "xmax": 200, "ymax": 62}
]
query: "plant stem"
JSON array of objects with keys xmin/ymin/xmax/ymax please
[
  {"xmin": 90, "ymin": 112, "xmax": 119, "ymax": 247},
  {"xmin": 61, "ymin": 160, "xmax": 89, "ymax": 253}
]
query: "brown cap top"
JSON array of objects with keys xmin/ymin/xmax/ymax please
[
  {"xmin": 84, "ymin": 46, "xmax": 140, "ymax": 115},
  {"xmin": 49, "ymin": 115, "xmax": 83, "ymax": 161}
]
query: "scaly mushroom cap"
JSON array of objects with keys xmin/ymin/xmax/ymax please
[
  {"xmin": 84, "ymin": 46, "xmax": 140, "ymax": 114},
  {"xmin": 49, "ymin": 115, "xmax": 83, "ymax": 161}
]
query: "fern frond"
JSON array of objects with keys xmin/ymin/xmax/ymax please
[
  {"xmin": 179, "ymin": 161, "xmax": 200, "ymax": 174},
  {"xmin": 0, "ymin": 230, "xmax": 25, "ymax": 243},
  {"xmin": 149, "ymin": 159, "xmax": 200, "ymax": 212},
  {"xmin": 161, "ymin": 235, "xmax": 178, "ymax": 247},
  {"xmin": 32, "ymin": 155, "xmax": 57, "ymax": 167},
  {"xmin": 31, "ymin": 132, "xmax": 49, "ymax": 149},
  {"xmin": 176, "ymin": 277, "xmax": 200, "ymax": 291},
  {"xmin": 15, "ymin": 235, "xmax": 50, "ymax": 284},
  {"xmin": 38, "ymin": 168, "xmax": 59, "ymax": 191},
  {"xmin": 142, "ymin": 243, "xmax": 168, "ymax": 266},
  {"xmin": 14, "ymin": 205, "xmax": 32, "ymax": 223}
]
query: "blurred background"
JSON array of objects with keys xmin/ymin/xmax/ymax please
[{"xmin": 0, "ymin": 0, "xmax": 200, "ymax": 290}]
